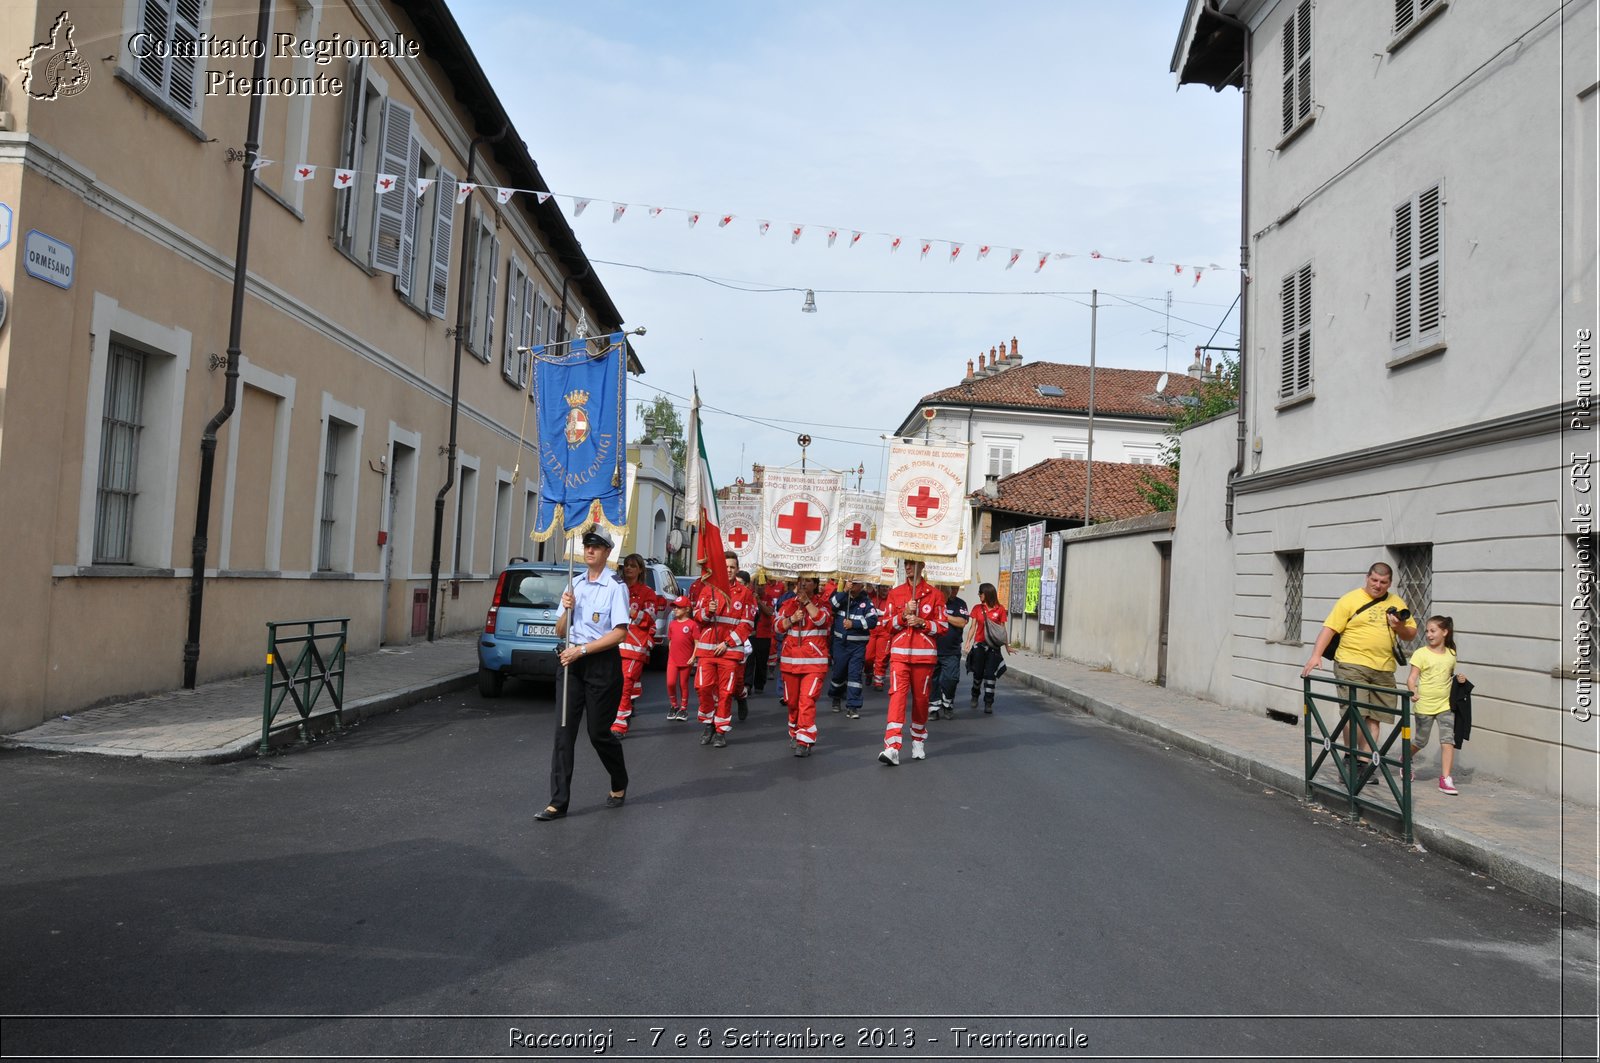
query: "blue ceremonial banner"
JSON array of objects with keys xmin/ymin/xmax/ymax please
[{"xmin": 529, "ymin": 332, "xmax": 628, "ymax": 541}]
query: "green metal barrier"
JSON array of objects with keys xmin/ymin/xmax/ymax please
[
  {"xmin": 260, "ymin": 617, "xmax": 350, "ymax": 753},
  {"xmin": 1303, "ymin": 674, "xmax": 1414, "ymax": 843}
]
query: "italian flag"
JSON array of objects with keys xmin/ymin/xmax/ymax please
[{"xmin": 684, "ymin": 384, "xmax": 732, "ymax": 600}]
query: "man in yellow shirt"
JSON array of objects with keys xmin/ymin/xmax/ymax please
[{"xmin": 1300, "ymin": 562, "xmax": 1418, "ymax": 763}]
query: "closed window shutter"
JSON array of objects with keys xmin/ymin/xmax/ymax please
[
  {"xmin": 429, "ymin": 169, "xmax": 455, "ymax": 318},
  {"xmin": 482, "ymin": 232, "xmax": 500, "ymax": 363},
  {"xmin": 503, "ymin": 261, "xmax": 521, "ymax": 383},
  {"xmin": 1281, "ymin": 1, "xmax": 1311, "ymax": 135},
  {"xmin": 395, "ymin": 132, "xmax": 422, "ymax": 297},
  {"xmin": 1393, "ymin": 198, "xmax": 1414, "ymax": 348},
  {"xmin": 1295, "ymin": 0, "xmax": 1312, "ymax": 125},
  {"xmin": 1394, "ymin": 0, "xmax": 1415, "ymax": 34},
  {"xmin": 1280, "ymin": 273, "xmax": 1297, "ymax": 397},
  {"xmin": 371, "ymin": 98, "xmax": 414, "ymax": 276},
  {"xmin": 137, "ymin": 0, "xmax": 170, "ymax": 90},
  {"xmin": 462, "ymin": 216, "xmax": 480, "ymax": 350},
  {"xmin": 1415, "ymin": 184, "xmax": 1443, "ymax": 338},
  {"xmin": 170, "ymin": 0, "xmax": 203, "ymax": 114},
  {"xmin": 520, "ymin": 278, "xmax": 535, "ymax": 387},
  {"xmin": 531, "ymin": 291, "xmax": 548, "ymax": 347},
  {"xmin": 1281, "ymin": 16, "xmax": 1296, "ymax": 135},
  {"xmin": 335, "ymin": 58, "xmax": 368, "ymax": 251},
  {"xmin": 1296, "ymin": 264, "xmax": 1313, "ymax": 393}
]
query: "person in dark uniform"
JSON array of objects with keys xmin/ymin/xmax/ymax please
[{"xmin": 535, "ymin": 528, "xmax": 632, "ymax": 821}]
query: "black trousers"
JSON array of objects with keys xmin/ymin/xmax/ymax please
[
  {"xmin": 548, "ymin": 647, "xmax": 628, "ymax": 811},
  {"xmin": 749, "ymin": 636, "xmax": 773, "ymax": 690}
]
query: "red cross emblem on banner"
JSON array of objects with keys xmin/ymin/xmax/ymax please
[
  {"xmin": 727, "ymin": 526, "xmax": 750, "ymax": 550},
  {"xmin": 844, "ymin": 522, "xmax": 867, "ymax": 546},
  {"xmin": 906, "ymin": 486, "xmax": 941, "ymax": 519},
  {"xmin": 777, "ymin": 502, "xmax": 824, "ymax": 546}
]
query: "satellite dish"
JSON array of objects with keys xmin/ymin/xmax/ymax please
[
  {"xmin": 1154, "ymin": 372, "xmax": 1169, "ymax": 394},
  {"xmin": 667, "ymin": 528, "xmax": 684, "ymax": 553}
]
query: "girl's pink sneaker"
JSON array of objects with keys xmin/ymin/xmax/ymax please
[{"xmin": 1439, "ymin": 776, "xmax": 1458, "ymax": 795}]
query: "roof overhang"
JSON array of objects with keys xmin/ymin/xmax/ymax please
[
  {"xmin": 394, "ymin": 0, "xmax": 643, "ymax": 374},
  {"xmin": 1171, "ymin": 0, "xmax": 1248, "ymax": 92}
]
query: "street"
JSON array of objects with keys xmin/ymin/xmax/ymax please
[{"xmin": 1, "ymin": 675, "xmax": 1593, "ymax": 1061}]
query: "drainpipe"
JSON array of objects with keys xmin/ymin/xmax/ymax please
[
  {"xmin": 1212, "ymin": 5, "xmax": 1252, "ymax": 533},
  {"xmin": 182, "ymin": 0, "xmax": 272, "ymax": 689},
  {"xmin": 428, "ymin": 125, "xmax": 507, "ymax": 641}
]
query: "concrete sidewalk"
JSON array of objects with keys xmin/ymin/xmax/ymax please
[
  {"xmin": 3, "ymin": 637, "xmax": 1595, "ymax": 921},
  {"xmin": 0, "ymin": 636, "xmax": 478, "ymax": 763},
  {"xmin": 1003, "ymin": 650, "xmax": 1599, "ymax": 923}
]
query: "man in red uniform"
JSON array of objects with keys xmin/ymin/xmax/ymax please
[
  {"xmin": 611, "ymin": 553, "xmax": 657, "ymax": 737},
  {"xmin": 878, "ymin": 560, "xmax": 947, "ymax": 766},
  {"xmin": 693, "ymin": 550, "xmax": 756, "ymax": 748},
  {"xmin": 774, "ymin": 576, "xmax": 832, "ymax": 757},
  {"xmin": 866, "ymin": 584, "xmax": 891, "ymax": 689}
]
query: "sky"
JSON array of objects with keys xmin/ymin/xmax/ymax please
[{"xmin": 453, "ymin": 0, "xmax": 1242, "ymax": 494}]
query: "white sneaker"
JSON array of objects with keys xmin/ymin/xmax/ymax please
[
  {"xmin": 911, "ymin": 740, "xmax": 926, "ymax": 761},
  {"xmin": 877, "ymin": 747, "xmax": 899, "ymax": 766}
]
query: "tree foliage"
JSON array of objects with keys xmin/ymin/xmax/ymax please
[
  {"xmin": 636, "ymin": 393, "xmax": 687, "ymax": 470},
  {"xmin": 1136, "ymin": 353, "xmax": 1240, "ymax": 512}
]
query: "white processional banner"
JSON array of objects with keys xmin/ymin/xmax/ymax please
[
  {"xmin": 833, "ymin": 490, "xmax": 884, "ymax": 581},
  {"xmin": 719, "ymin": 496, "xmax": 762, "ymax": 575},
  {"xmin": 760, "ymin": 469, "xmax": 841, "ymax": 576},
  {"xmin": 880, "ymin": 442, "xmax": 967, "ymax": 561},
  {"xmin": 922, "ymin": 500, "xmax": 973, "ymax": 586}
]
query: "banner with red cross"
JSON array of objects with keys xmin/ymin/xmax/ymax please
[
  {"xmin": 719, "ymin": 496, "xmax": 762, "ymax": 576},
  {"xmin": 759, "ymin": 469, "xmax": 842, "ymax": 577},
  {"xmin": 833, "ymin": 490, "xmax": 884, "ymax": 582},
  {"xmin": 881, "ymin": 442, "xmax": 967, "ymax": 562},
  {"xmin": 923, "ymin": 500, "xmax": 974, "ymax": 587}
]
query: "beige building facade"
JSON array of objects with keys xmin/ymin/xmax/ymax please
[{"xmin": 0, "ymin": 0, "xmax": 639, "ymax": 730}]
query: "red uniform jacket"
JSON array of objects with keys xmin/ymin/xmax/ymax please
[
  {"xmin": 775, "ymin": 595, "xmax": 833, "ymax": 673},
  {"xmin": 619, "ymin": 580, "xmax": 658, "ymax": 663},
  {"xmin": 884, "ymin": 579, "xmax": 947, "ymax": 667},
  {"xmin": 693, "ymin": 581, "xmax": 756, "ymax": 662}
]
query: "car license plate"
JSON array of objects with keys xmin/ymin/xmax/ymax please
[{"xmin": 521, "ymin": 623, "xmax": 556, "ymax": 637}]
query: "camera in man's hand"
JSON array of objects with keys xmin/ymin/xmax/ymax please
[{"xmin": 1386, "ymin": 607, "xmax": 1411, "ymax": 621}]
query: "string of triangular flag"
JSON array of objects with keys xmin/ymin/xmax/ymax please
[{"xmin": 271, "ymin": 158, "xmax": 1226, "ymax": 284}]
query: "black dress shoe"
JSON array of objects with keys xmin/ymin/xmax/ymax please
[
  {"xmin": 605, "ymin": 793, "xmax": 626, "ymax": 809},
  {"xmin": 533, "ymin": 806, "xmax": 566, "ymax": 821}
]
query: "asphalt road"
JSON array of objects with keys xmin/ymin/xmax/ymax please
[{"xmin": 2, "ymin": 672, "xmax": 1594, "ymax": 1062}]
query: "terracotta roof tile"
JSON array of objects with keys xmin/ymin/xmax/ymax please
[
  {"xmin": 918, "ymin": 361, "xmax": 1189, "ymax": 419},
  {"xmin": 972, "ymin": 457, "xmax": 1174, "ymax": 523}
]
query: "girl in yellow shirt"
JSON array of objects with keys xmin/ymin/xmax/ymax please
[{"xmin": 1407, "ymin": 615, "xmax": 1463, "ymax": 795}]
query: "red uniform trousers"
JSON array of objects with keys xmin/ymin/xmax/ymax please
[
  {"xmin": 783, "ymin": 668, "xmax": 826, "ymax": 748},
  {"xmin": 884, "ymin": 661, "xmax": 934, "ymax": 753},
  {"xmin": 696, "ymin": 653, "xmax": 743, "ymax": 733},
  {"xmin": 613, "ymin": 655, "xmax": 646, "ymax": 733}
]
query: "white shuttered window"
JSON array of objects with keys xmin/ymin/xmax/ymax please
[
  {"xmin": 1281, "ymin": 0, "xmax": 1313, "ymax": 137},
  {"xmin": 134, "ymin": 0, "xmax": 206, "ymax": 118},
  {"xmin": 1280, "ymin": 263, "xmax": 1313, "ymax": 400},
  {"xmin": 1393, "ymin": 182, "xmax": 1445, "ymax": 356}
]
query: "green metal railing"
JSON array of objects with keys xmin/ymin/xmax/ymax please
[
  {"xmin": 1303, "ymin": 674, "xmax": 1414, "ymax": 843},
  {"xmin": 260, "ymin": 617, "xmax": 349, "ymax": 753}
]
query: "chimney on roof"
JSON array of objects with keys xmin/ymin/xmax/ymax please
[
  {"xmin": 966, "ymin": 358, "xmax": 974, "ymax": 379},
  {"xmin": 1188, "ymin": 347, "xmax": 1205, "ymax": 379},
  {"xmin": 1011, "ymin": 336, "xmax": 1019, "ymax": 359},
  {"xmin": 983, "ymin": 472, "xmax": 999, "ymax": 498},
  {"xmin": 978, "ymin": 351, "xmax": 987, "ymax": 372}
]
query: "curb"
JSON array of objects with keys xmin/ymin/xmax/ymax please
[{"xmin": 1006, "ymin": 662, "xmax": 1599, "ymax": 922}]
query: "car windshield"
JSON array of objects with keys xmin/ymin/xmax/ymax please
[{"xmin": 502, "ymin": 570, "xmax": 566, "ymax": 609}]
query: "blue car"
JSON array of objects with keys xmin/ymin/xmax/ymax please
[{"xmin": 477, "ymin": 560, "xmax": 571, "ymax": 697}]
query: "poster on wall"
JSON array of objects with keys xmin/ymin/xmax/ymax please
[
  {"xmin": 1025, "ymin": 521, "xmax": 1045, "ymax": 616},
  {"xmin": 1008, "ymin": 526, "xmax": 1028, "ymax": 614},
  {"xmin": 1039, "ymin": 532, "xmax": 1061, "ymax": 628},
  {"xmin": 997, "ymin": 529, "xmax": 1014, "ymax": 613}
]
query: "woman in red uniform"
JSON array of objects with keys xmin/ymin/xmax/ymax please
[
  {"xmin": 774, "ymin": 576, "xmax": 832, "ymax": 757},
  {"xmin": 610, "ymin": 553, "xmax": 657, "ymax": 737},
  {"xmin": 966, "ymin": 582, "xmax": 1008, "ymax": 713}
]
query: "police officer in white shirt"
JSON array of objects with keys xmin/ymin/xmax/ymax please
[{"xmin": 535, "ymin": 528, "xmax": 632, "ymax": 821}]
